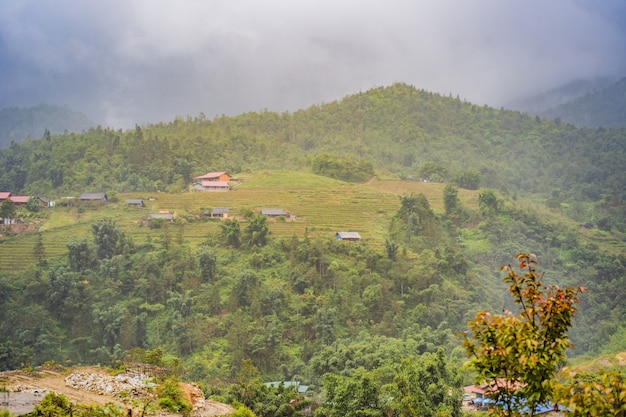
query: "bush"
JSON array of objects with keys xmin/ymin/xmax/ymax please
[
  {"xmin": 230, "ymin": 405, "xmax": 257, "ymax": 417},
  {"xmin": 157, "ymin": 378, "xmax": 192, "ymax": 416},
  {"xmin": 150, "ymin": 218, "xmax": 165, "ymax": 229}
]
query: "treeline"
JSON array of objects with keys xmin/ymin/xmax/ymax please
[
  {"xmin": 311, "ymin": 154, "xmax": 374, "ymax": 182},
  {"xmin": 0, "ymin": 83, "xmax": 625, "ymax": 232}
]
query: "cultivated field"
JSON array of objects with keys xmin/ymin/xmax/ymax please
[{"xmin": 0, "ymin": 172, "xmax": 480, "ymax": 272}]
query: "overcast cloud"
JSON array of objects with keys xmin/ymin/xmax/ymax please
[{"xmin": 1, "ymin": 0, "xmax": 625, "ymax": 128}]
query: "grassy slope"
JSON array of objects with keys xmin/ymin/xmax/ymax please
[
  {"xmin": 0, "ymin": 171, "xmax": 483, "ymax": 272},
  {"xmin": 4, "ymin": 169, "xmax": 621, "ymax": 274}
]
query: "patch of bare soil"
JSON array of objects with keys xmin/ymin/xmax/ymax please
[{"xmin": 0, "ymin": 366, "xmax": 234, "ymax": 416}]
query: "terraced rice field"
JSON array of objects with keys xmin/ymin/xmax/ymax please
[{"xmin": 0, "ymin": 173, "xmax": 474, "ymax": 272}]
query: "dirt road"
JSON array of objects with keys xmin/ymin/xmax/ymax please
[{"xmin": 0, "ymin": 366, "xmax": 233, "ymax": 416}]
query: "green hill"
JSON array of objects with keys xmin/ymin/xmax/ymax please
[
  {"xmin": 1, "ymin": 171, "xmax": 479, "ymax": 272},
  {"xmin": 0, "ymin": 84, "xmax": 625, "ymax": 393}
]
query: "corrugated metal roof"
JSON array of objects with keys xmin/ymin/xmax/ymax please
[
  {"xmin": 194, "ymin": 171, "xmax": 229, "ymax": 179},
  {"xmin": 264, "ymin": 381, "xmax": 309, "ymax": 393},
  {"xmin": 125, "ymin": 199, "xmax": 144, "ymax": 206},
  {"xmin": 261, "ymin": 208, "xmax": 287, "ymax": 216},
  {"xmin": 150, "ymin": 213, "xmax": 173, "ymax": 220},
  {"xmin": 9, "ymin": 196, "xmax": 30, "ymax": 203},
  {"xmin": 212, "ymin": 207, "xmax": 229, "ymax": 215},
  {"xmin": 0, "ymin": 192, "xmax": 11, "ymax": 199},
  {"xmin": 336, "ymin": 231, "xmax": 361, "ymax": 240},
  {"xmin": 79, "ymin": 192, "xmax": 107, "ymax": 200}
]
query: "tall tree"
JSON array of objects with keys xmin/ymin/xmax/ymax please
[
  {"xmin": 245, "ymin": 214, "xmax": 269, "ymax": 247},
  {"xmin": 33, "ymin": 232, "xmax": 47, "ymax": 267},
  {"xmin": 478, "ymin": 189, "xmax": 500, "ymax": 217},
  {"xmin": 46, "ymin": 265, "xmax": 86, "ymax": 322},
  {"xmin": 443, "ymin": 184, "xmax": 459, "ymax": 216},
  {"xmin": 318, "ymin": 370, "xmax": 384, "ymax": 417},
  {"xmin": 0, "ymin": 199, "xmax": 15, "ymax": 221},
  {"xmin": 388, "ymin": 349, "xmax": 463, "ymax": 417},
  {"xmin": 197, "ymin": 247, "xmax": 218, "ymax": 282},
  {"xmin": 220, "ymin": 219, "xmax": 241, "ymax": 248},
  {"xmin": 461, "ymin": 253, "xmax": 585, "ymax": 417},
  {"xmin": 67, "ymin": 238, "xmax": 94, "ymax": 272},
  {"xmin": 92, "ymin": 218, "xmax": 125, "ymax": 260}
]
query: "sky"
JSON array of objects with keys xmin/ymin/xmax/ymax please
[{"xmin": 1, "ymin": 0, "xmax": 625, "ymax": 128}]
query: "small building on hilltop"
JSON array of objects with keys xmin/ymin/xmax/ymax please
[
  {"xmin": 336, "ymin": 231, "xmax": 361, "ymax": 241},
  {"xmin": 0, "ymin": 193, "xmax": 34, "ymax": 206},
  {"xmin": 149, "ymin": 213, "xmax": 174, "ymax": 221},
  {"xmin": 264, "ymin": 381, "xmax": 309, "ymax": 394},
  {"xmin": 194, "ymin": 171, "xmax": 231, "ymax": 182},
  {"xmin": 125, "ymin": 199, "xmax": 145, "ymax": 208},
  {"xmin": 78, "ymin": 192, "xmax": 108, "ymax": 205},
  {"xmin": 211, "ymin": 207, "xmax": 230, "ymax": 218},
  {"xmin": 8, "ymin": 195, "xmax": 31, "ymax": 205},
  {"xmin": 261, "ymin": 208, "xmax": 288, "ymax": 217},
  {"xmin": 193, "ymin": 172, "xmax": 231, "ymax": 191}
]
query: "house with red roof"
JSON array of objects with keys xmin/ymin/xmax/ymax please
[
  {"xmin": 193, "ymin": 172, "xmax": 231, "ymax": 191},
  {"xmin": 9, "ymin": 196, "xmax": 31, "ymax": 205},
  {"xmin": 194, "ymin": 171, "xmax": 231, "ymax": 182},
  {"xmin": 0, "ymin": 192, "xmax": 31, "ymax": 205}
]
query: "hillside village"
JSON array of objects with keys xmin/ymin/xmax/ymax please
[{"xmin": 0, "ymin": 83, "xmax": 625, "ymax": 416}]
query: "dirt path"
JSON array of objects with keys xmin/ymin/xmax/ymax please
[
  {"xmin": 0, "ymin": 366, "xmax": 234, "ymax": 416},
  {"xmin": 1, "ymin": 367, "xmax": 127, "ymax": 415}
]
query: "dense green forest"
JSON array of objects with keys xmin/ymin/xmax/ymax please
[{"xmin": 0, "ymin": 83, "xmax": 625, "ymax": 415}]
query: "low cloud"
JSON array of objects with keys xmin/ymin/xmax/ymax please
[{"xmin": 1, "ymin": 0, "xmax": 625, "ymax": 128}]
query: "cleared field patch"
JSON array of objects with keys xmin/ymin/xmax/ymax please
[{"xmin": 0, "ymin": 173, "xmax": 459, "ymax": 272}]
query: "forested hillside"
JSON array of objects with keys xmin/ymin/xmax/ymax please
[
  {"xmin": 541, "ymin": 76, "xmax": 626, "ymax": 128},
  {"xmin": 1, "ymin": 84, "xmax": 624, "ymax": 229},
  {"xmin": 0, "ymin": 104, "xmax": 95, "ymax": 148},
  {"xmin": 0, "ymin": 84, "xmax": 625, "ymax": 413}
]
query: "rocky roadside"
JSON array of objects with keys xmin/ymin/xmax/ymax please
[{"xmin": 1, "ymin": 367, "xmax": 234, "ymax": 416}]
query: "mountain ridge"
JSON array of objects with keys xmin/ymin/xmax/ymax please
[
  {"xmin": 0, "ymin": 104, "xmax": 95, "ymax": 148},
  {"xmin": 540, "ymin": 76, "xmax": 626, "ymax": 127}
]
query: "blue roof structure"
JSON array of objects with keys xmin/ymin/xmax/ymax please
[{"xmin": 264, "ymin": 381, "xmax": 309, "ymax": 393}]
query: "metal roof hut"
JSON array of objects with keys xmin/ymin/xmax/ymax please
[{"xmin": 335, "ymin": 231, "xmax": 362, "ymax": 241}]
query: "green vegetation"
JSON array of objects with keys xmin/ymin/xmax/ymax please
[
  {"xmin": 156, "ymin": 377, "xmax": 191, "ymax": 415},
  {"xmin": 462, "ymin": 253, "xmax": 584, "ymax": 416},
  {"xmin": 317, "ymin": 349, "xmax": 462, "ymax": 417},
  {"xmin": 311, "ymin": 153, "xmax": 375, "ymax": 182},
  {"xmin": 24, "ymin": 392, "xmax": 126, "ymax": 416},
  {"xmin": 555, "ymin": 369, "xmax": 626, "ymax": 416},
  {"xmin": 0, "ymin": 83, "xmax": 624, "ymax": 415}
]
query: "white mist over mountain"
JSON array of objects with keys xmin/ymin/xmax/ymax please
[{"xmin": 1, "ymin": 0, "xmax": 625, "ymax": 128}]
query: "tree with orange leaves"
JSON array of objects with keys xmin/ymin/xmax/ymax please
[{"xmin": 461, "ymin": 253, "xmax": 585, "ymax": 417}]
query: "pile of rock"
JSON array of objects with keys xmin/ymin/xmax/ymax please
[{"xmin": 65, "ymin": 371, "xmax": 156, "ymax": 399}]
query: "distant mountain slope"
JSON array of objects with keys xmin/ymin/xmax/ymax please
[
  {"xmin": 540, "ymin": 76, "xmax": 626, "ymax": 127},
  {"xmin": 0, "ymin": 104, "xmax": 95, "ymax": 148},
  {"xmin": 506, "ymin": 76, "xmax": 615, "ymax": 114}
]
